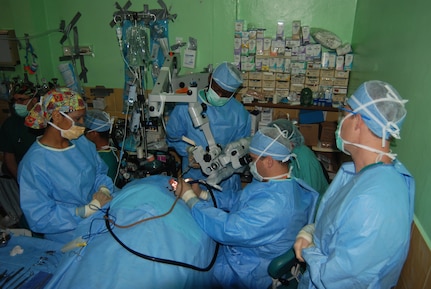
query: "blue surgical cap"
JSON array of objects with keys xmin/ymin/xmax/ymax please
[
  {"xmin": 212, "ymin": 62, "xmax": 243, "ymax": 93},
  {"xmin": 249, "ymin": 127, "xmax": 292, "ymax": 162},
  {"xmin": 347, "ymin": 80, "xmax": 407, "ymax": 141},
  {"xmin": 85, "ymin": 109, "xmax": 112, "ymax": 132}
]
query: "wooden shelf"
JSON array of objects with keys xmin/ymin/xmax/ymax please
[
  {"xmin": 312, "ymin": 142, "xmax": 339, "ymax": 153},
  {"xmin": 242, "ymin": 102, "xmax": 339, "ymax": 112}
]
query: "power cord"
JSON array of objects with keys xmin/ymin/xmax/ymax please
[{"xmin": 104, "ymin": 179, "xmax": 219, "ymax": 271}]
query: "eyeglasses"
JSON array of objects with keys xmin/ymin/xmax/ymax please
[{"xmin": 339, "ymin": 106, "xmax": 371, "ymax": 121}]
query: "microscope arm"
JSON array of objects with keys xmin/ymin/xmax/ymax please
[{"xmin": 187, "ymin": 102, "xmax": 219, "ymax": 150}]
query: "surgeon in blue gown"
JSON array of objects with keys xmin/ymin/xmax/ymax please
[
  {"xmin": 45, "ymin": 175, "xmax": 216, "ymax": 289},
  {"xmin": 166, "ymin": 62, "xmax": 251, "ymax": 193},
  {"xmin": 18, "ymin": 88, "xmax": 114, "ymax": 244},
  {"xmin": 294, "ymin": 80, "xmax": 415, "ymax": 289},
  {"xmin": 175, "ymin": 126, "xmax": 318, "ymax": 289}
]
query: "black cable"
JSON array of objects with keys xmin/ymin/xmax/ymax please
[{"xmin": 104, "ymin": 180, "xmax": 219, "ymax": 271}]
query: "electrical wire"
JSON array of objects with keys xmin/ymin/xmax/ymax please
[
  {"xmin": 106, "ymin": 190, "xmax": 181, "ymax": 229},
  {"xmin": 104, "ymin": 179, "xmax": 220, "ymax": 271}
]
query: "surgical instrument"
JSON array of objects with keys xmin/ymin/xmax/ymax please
[
  {"xmin": 0, "ymin": 270, "xmax": 7, "ymax": 281},
  {"xmin": 0, "ymin": 266, "xmax": 24, "ymax": 288}
]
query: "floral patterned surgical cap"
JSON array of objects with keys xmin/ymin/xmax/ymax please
[{"xmin": 25, "ymin": 87, "xmax": 86, "ymax": 129}]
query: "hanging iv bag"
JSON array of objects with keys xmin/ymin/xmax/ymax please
[{"xmin": 125, "ymin": 25, "xmax": 151, "ymax": 67}]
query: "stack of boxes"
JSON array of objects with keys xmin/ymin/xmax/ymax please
[{"xmin": 234, "ymin": 19, "xmax": 353, "ymax": 106}]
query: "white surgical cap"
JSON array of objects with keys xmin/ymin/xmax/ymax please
[
  {"xmin": 212, "ymin": 62, "xmax": 243, "ymax": 93},
  {"xmin": 249, "ymin": 126, "xmax": 292, "ymax": 162},
  {"xmin": 347, "ymin": 80, "xmax": 407, "ymax": 143}
]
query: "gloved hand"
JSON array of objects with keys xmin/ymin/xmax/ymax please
[
  {"xmin": 76, "ymin": 186, "xmax": 112, "ymax": 218},
  {"xmin": 174, "ymin": 178, "xmax": 199, "ymax": 206},
  {"xmin": 198, "ymin": 190, "xmax": 210, "ymax": 200},
  {"xmin": 294, "ymin": 223, "xmax": 315, "ymax": 262},
  {"xmin": 93, "ymin": 188, "xmax": 112, "ymax": 208},
  {"xmin": 187, "ymin": 146, "xmax": 200, "ymax": 169},
  {"xmin": 189, "ymin": 183, "xmax": 212, "ymax": 200}
]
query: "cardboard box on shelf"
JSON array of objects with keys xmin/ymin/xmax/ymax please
[
  {"xmin": 249, "ymin": 71, "xmax": 262, "ymax": 80},
  {"xmin": 305, "ymin": 69, "xmax": 320, "ymax": 78},
  {"xmin": 334, "ymin": 70, "xmax": 350, "ymax": 78},
  {"xmin": 320, "ymin": 69, "xmax": 335, "ymax": 78},
  {"xmin": 262, "ymin": 72, "xmax": 276, "ymax": 81},
  {"xmin": 299, "ymin": 123, "xmax": 319, "ymax": 146},
  {"xmin": 320, "ymin": 121, "xmax": 337, "ymax": 148},
  {"xmin": 333, "ymin": 78, "xmax": 349, "ymax": 87},
  {"xmin": 275, "ymin": 81, "xmax": 290, "ymax": 89},
  {"xmin": 275, "ymin": 73, "xmax": 291, "ymax": 81}
]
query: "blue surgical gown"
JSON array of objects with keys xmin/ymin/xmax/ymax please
[
  {"xmin": 18, "ymin": 136, "xmax": 114, "ymax": 244},
  {"xmin": 166, "ymin": 90, "xmax": 251, "ymax": 192},
  {"xmin": 45, "ymin": 175, "xmax": 216, "ymax": 289},
  {"xmin": 191, "ymin": 178, "xmax": 318, "ymax": 289},
  {"xmin": 299, "ymin": 161, "xmax": 415, "ymax": 289}
]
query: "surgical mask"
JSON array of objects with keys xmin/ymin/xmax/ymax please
[
  {"xmin": 249, "ymin": 160, "xmax": 264, "ymax": 182},
  {"xmin": 205, "ymin": 80, "xmax": 232, "ymax": 107},
  {"xmin": 49, "ymin": 111, "xmax": 85, "ymax": 140},
  {"xmin": 249, "ymin": 158, "xmax": 291, "ymax": 182},
  {"xmin": 14, "ymin": 103, "xmax": 29, "ymax": 117},
  {"xmin": 335, "ymin": 113, "xmax": 397, "ymax": 161},
  {"xmin": 13, "ymin": 98, "xmax": 32, "ymax": 117},
  {"xmin": 249, "ymin": 126, "xmax": 294, "ymax": 181},
  {"xmin": 335, "ymin": 115, "xmax": 349, "ymax": 155}
]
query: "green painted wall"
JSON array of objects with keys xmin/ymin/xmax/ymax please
[
  {"xmin": 237, "ymin": 0, "xmax": 355, "ymax": 42},
  {"xmin": 0, "ymin": 0, "xmax": 356, "ymax": 88},
  {"xmin": 351, "ymin": 0, "xmax": 431, "ymax": 246}
]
